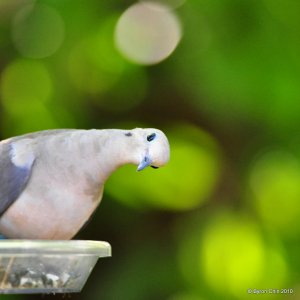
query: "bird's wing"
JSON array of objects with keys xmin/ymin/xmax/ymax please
[{"xmin": 0, "ymin": 139, "xmax": 35, "ymax": 216}]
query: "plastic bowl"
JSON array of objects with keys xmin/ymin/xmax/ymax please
[{"xmin": 0, "ymin": 240, "xmax": 111, "ymax": 294}]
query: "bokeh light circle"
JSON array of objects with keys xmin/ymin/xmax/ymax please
[
  {"xmin": 0, "ymin": 59, "xmax": 56, "ymax": 134},
  {"xmin": 177, "ymin": 211, "xmax": 288, "ymax": 298},
  {"xmin": 1, "ymin": 59, "xmax": 52, "ymax": 113},
  {"xmin": 12, "ymin": 3, "xmax": 65, "ymax": 58},
  {"xmin": 105, "ymin": 124, "xmax": 221, "ymax": 210},
  {"xmin": 249, "ymin": 150, "xmax": 300, "ymax": 237},
  {"xmin": 201, "ymin": 213, "xmax": 265, "ymax": 296},
  {"xmin": 115, "ymin": 2, "xmax": 182, "ymax": 65}
]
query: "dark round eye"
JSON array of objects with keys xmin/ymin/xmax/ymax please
[{"xmin": 147, "ymin": 133, "xmax": 156, "ymax": 142}]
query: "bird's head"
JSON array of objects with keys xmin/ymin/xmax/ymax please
[{"xmin": 127, "ymin": 128, "xmax": 170, "ymax": 171}]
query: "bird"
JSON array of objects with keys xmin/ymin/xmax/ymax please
[{"xmin": 0, "ymin": 128, "xmax": 170, "ymax": 240}]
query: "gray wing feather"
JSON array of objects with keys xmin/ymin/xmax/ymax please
[
  {"xmin": 0, "ymin": 142, "xmax": 34, "ymax": 216},
  {"xmin": 0, "ymin": 129, "xmax": 75, "ymax": 215}
]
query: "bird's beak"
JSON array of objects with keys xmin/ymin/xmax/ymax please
[{"xmin": 137, "ymin": 156, "xmax": 151, "ymax": 171}]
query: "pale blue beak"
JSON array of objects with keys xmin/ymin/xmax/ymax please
[{"xmin": 137, "ymin": 156, "xmax": 152, "ymax": 171}]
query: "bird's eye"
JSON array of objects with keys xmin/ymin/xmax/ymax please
[{"xmin": 147, "ymin": 133, "xmax": 156, "ymax": 142}]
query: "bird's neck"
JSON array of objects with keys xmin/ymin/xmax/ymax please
[{"xmin": 78, "ymin": 129, "xmax": 140, "ymax": 182}]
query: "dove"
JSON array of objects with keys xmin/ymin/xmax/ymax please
[{"xmin": 0, "ymin": 128, "xmax": 170, "ymax": 240}]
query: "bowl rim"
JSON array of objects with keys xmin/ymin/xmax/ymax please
[{"xmin": 0, "ymin": 240, "xmax": 111, "ymax": 256}]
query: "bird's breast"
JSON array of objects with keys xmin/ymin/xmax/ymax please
[{"xmin": 0, "ymin": 162, "xmax": 104, "ymax": 239}]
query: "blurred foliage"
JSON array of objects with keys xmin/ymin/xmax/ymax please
[
  {"xmin": 249, "ymin": 150, "xmax": 300, "ymax": 238},
  {"xmin": 1, "ymin": 0, "xmax": 300, "ymax": 299},
  {"xmin": 178, "ymin": 210, "xmax": 288, "ymax": 299}
]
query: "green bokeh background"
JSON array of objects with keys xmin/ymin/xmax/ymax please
[{"xmin": 1, "ymin": 0, "xmax": 300, "ymax": 299}]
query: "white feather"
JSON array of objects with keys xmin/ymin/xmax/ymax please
[{"xmin": 10, "ymin": 139, "xmax": 35, "ymax": 169}]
